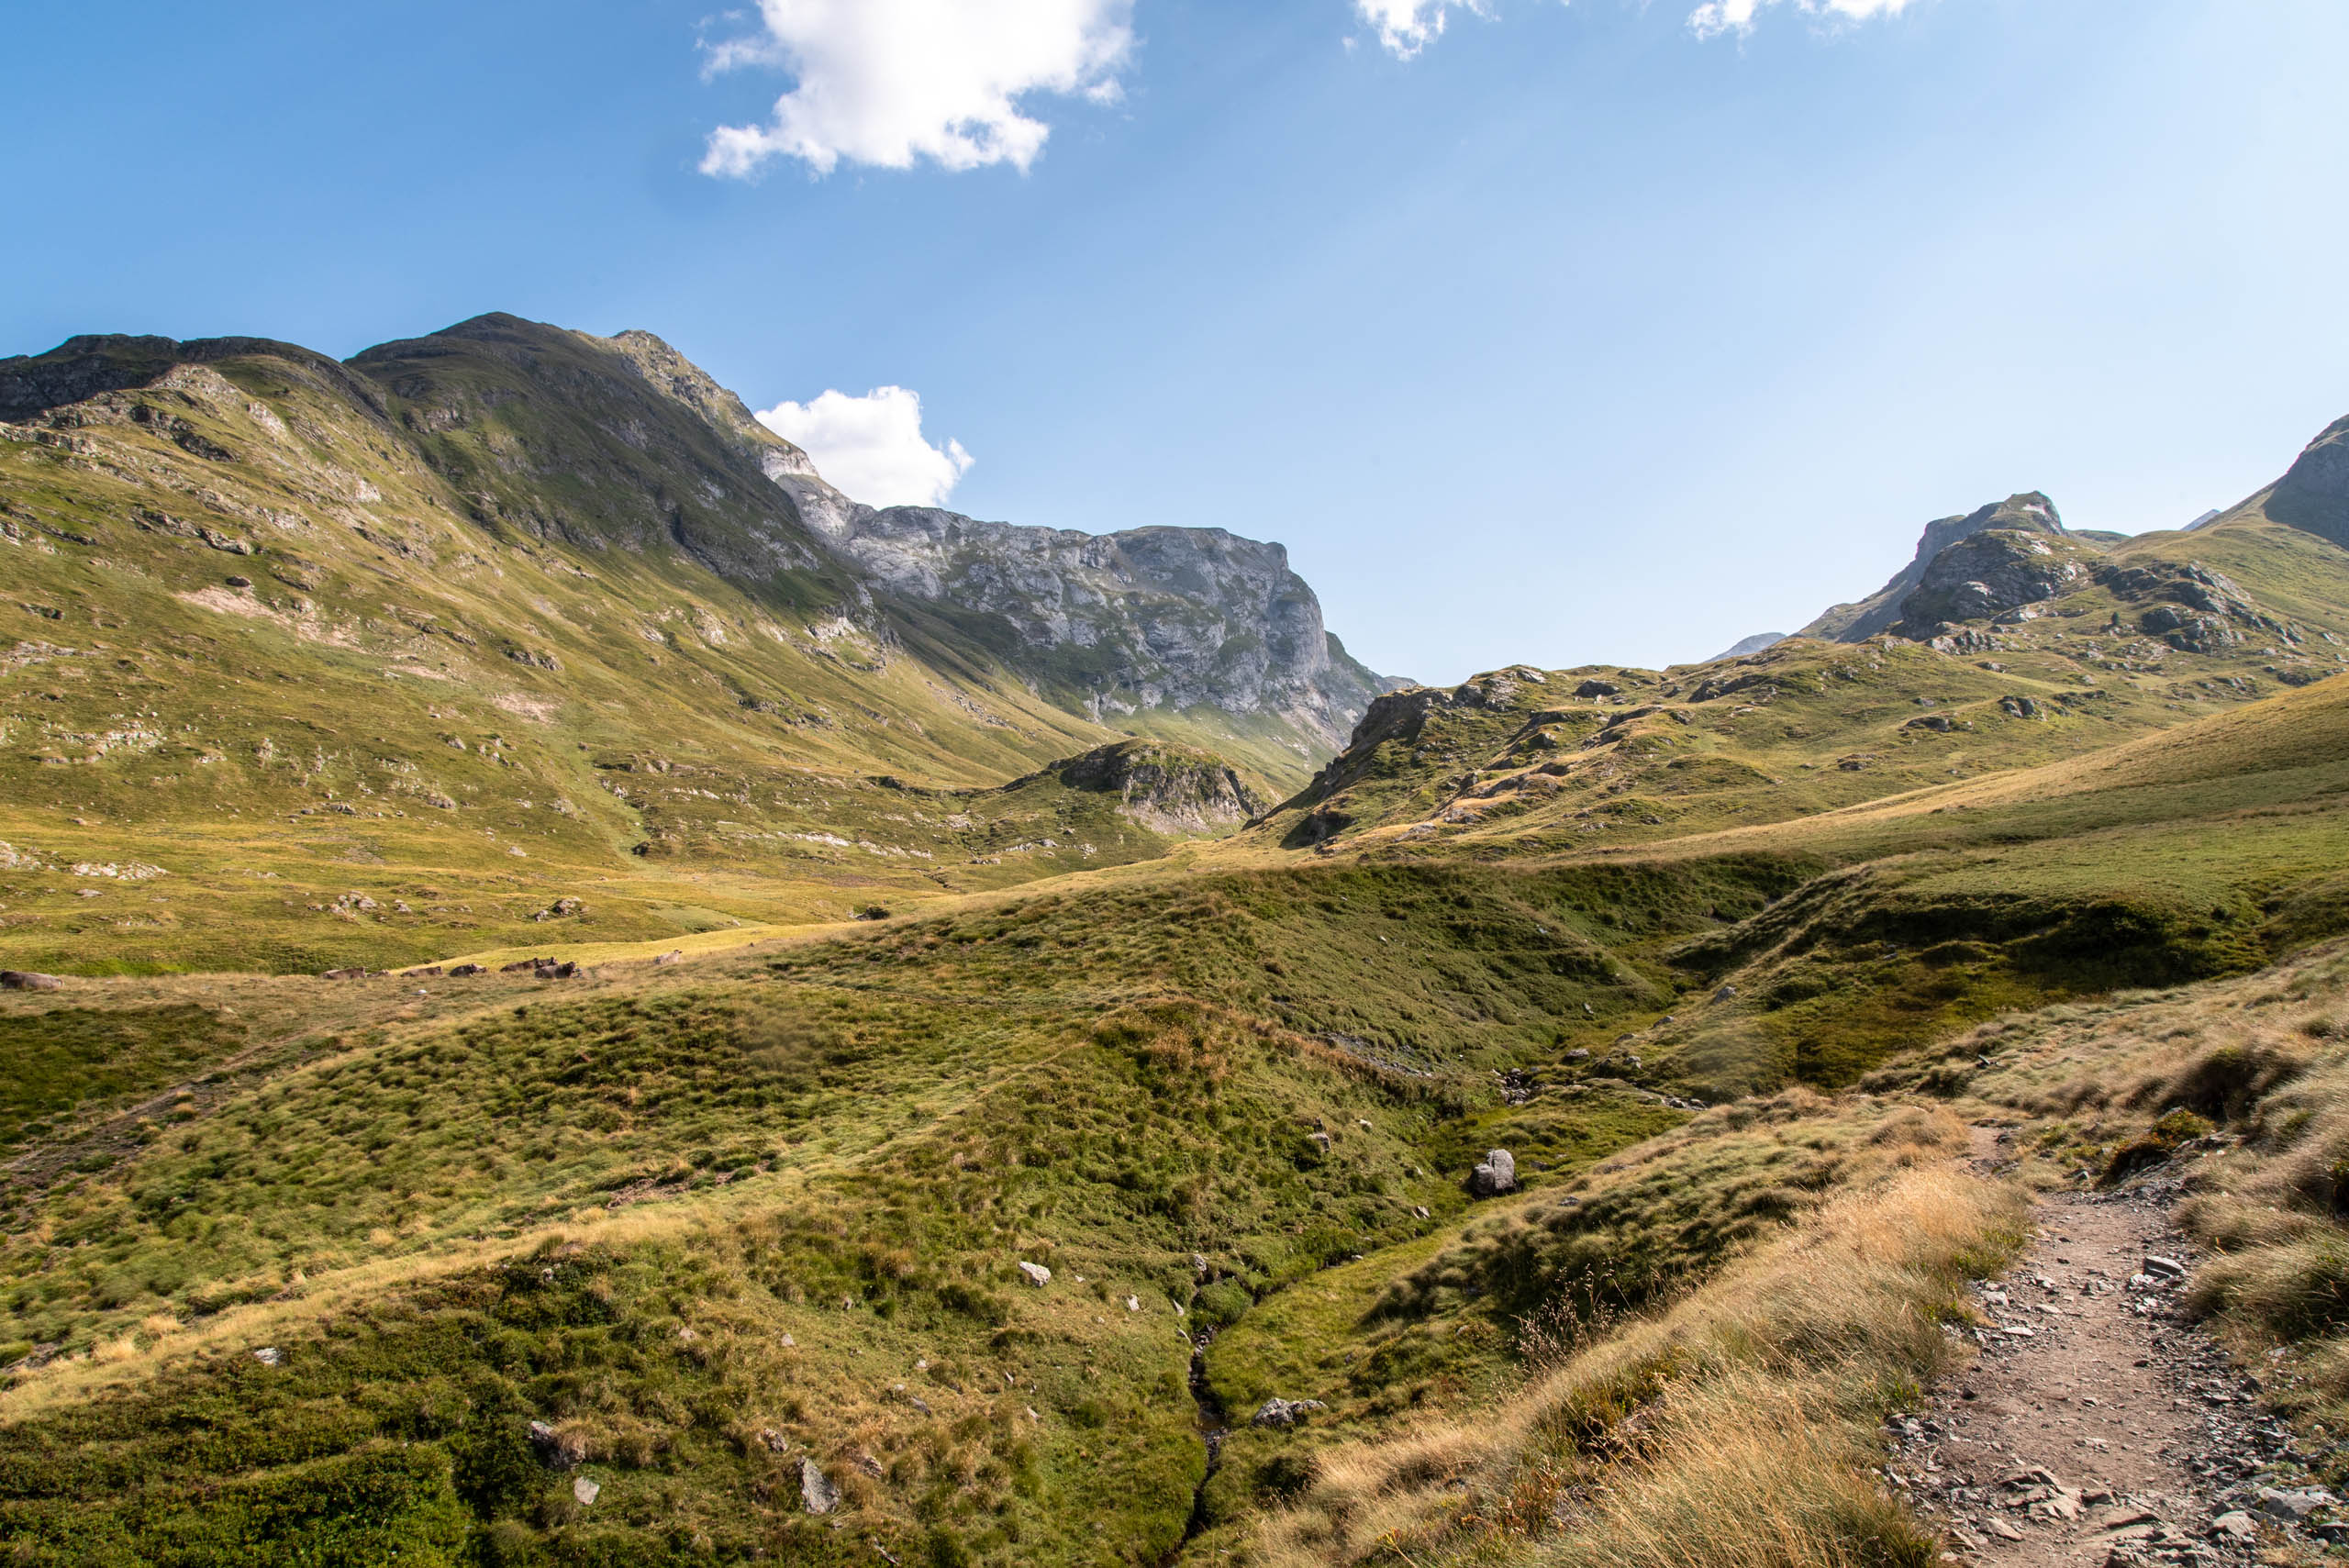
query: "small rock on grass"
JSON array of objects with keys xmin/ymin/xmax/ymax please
[
  {"xmin": 1251, "ymin": 1397, "xmax": 1326, "ymax": 1429},
  {"xmin": 1018, "ymin": 1261, "xmax": 1051, "ymax": 1287},
  {"xmin": 0, "ymin": 971, "xmax": 61, "ymax": 991},
  {"xmin": 572, "ymin": 1475, "xmax": 599, "ymax": 1507},
  {"xmin": 800, "ymin": 1456, "xmax": 839, "ymax": 1514}
]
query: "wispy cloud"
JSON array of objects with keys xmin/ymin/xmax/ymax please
[
  {"xmin": 1354, "ymin": 0, "xmax": 1495, "ymax": 59},
  {"xmin": 755, "ymin": 386, "xmax": 974, "ymax": 508},
  {"xmin": 700, "ymin": 0, "xmax": 1134, "ymax": 178},
  {"xmin": 1688, "ymin": 0, "xmax": 1920, "ymax": 41}
]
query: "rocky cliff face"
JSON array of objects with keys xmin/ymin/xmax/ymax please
[
  {"xmin": 759, "ymin": 459, "xmax": 1379, "ymax": 753},
  {"xmin": 1803, "ymin": 493, "xmax": 2068, "ymax": 642},
  {"xmin": 1889, "ymin": 528, "xmax": 2095, "ymax": 636}
]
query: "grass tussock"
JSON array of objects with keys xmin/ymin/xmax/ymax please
[
  {"xmin": 1538, "ymin": 1376, "xmax": 1938, "ymax": 1568},
  {"xmin": 1245, "ymin": 1161, "xmax": 2021, "ymax": 1568}
]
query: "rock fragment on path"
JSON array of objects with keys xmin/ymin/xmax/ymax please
[
  {"xmin": 2254, "ymin": 1485, "xmax": 2335, "ymax": 1522},
  {"xmin": 2210, "ymin": 1509, "xmax": 2258, "ymax": 1540}
]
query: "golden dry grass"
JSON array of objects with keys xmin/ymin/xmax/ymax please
[{"xmin": 1245, "ymin": 1156, "xmax": 2019, "ymax": 1568}]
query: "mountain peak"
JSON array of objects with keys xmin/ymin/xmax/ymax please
[{"xmin": 1801, "ymin": 490, "xmax": 2064, "ymax": 643}]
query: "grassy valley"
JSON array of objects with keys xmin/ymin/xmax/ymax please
[{"xmin": 9, "ymin": 330, "xmax": 2349, "ymax": 1565}]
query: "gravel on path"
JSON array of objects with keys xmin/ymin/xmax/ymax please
[{"xmin": 1887, "ymin": 1131, "xmax": 2325, "ymax": 1567}]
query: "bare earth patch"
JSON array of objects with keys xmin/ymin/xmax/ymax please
[
  {"xmin": 1890, "ymin": 1131, "xmax": 2312, "ymax": 1565},
  {"xmin": 491, "ymin": 692, "xmax": 559, "ymax": 721}
]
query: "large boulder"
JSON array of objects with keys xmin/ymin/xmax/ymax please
[
  {"xmin": 799, "ymin": 1457, "xmax": 839, "ymax": 1515},
  {"xmin": 1467, "ymin": 1149, "xmax": 1518, "ymax": 1197}
]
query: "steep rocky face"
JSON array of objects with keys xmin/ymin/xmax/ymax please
[
  {"xmin": 1890, "ymin": 528, "xmax": 2095, "ymax": 636},
  {"xmin": 2266, "ymin": 414, "xmax": 2349, "ymax": 550},
  {"xmin": 760, "ymin": 466, "xmax": 1380, "ymax": 753},
  {"xmin": 1804, "ymin": 492, "xmax": 2068, "ymax": 642}
]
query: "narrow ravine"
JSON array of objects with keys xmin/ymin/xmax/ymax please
[{"xmin": 1162, "ymin": 1324, "xmax": 1230, "ymax": 1566}]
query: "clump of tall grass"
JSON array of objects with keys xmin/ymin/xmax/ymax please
[{"xmin": 1248, "ymin": 1161, "xmax": 2021, "ymax": 1568}]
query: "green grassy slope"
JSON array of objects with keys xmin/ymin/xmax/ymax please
[
  {"xmin": 7, "ymin": 661, "xmax": 2349, "ymax": 1563},
  {"xmin": 1246, "ymin": 522, "xmax": 2349, "ymax": 862},
  {"xmin": 0, "ymin": 325, "xmax": 1309, "ymax": 973}
]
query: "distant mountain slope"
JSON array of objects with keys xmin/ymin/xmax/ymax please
[
  {"xmin": 347, "ymin": 314, "xmax": 1382, "ymax": 767},
  {"xmin": 0, "ymin": 316, "xmax": 1377, "ymax": 972},
  {"xmin": 1708, "ymin": 631, "xmax": 1786, "ymax": 662},
  {"xmin": 2228, "ymin": 411, "xmax": 2349, "ymax": 551},
  {"xmin": 1244, "ymin": 413, "xmax": 2349, "ymax": 863}
]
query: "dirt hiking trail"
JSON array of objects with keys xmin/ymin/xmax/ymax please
[{"xmin": 1885, "ymin": 1129, "xmax": 2325, "ymax": 1566}]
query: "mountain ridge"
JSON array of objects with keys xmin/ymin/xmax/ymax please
[{"xmin": 0, "ymin": 312, "xmax": 1382, "ymax": 972}]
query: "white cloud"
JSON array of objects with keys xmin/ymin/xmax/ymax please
[
  {"xmin": 1688, "ymin": 0, "xmax": 1917, "ymax": 40},
  {"xmin": 1354, "ymin": 0, "xmax": 1494, "ymax": 59},
  {"xmin": 756, "ymin": 386, "xmax": 974, "ymax": 508},
  {"xmin": 700, "ymin": 0, "xmax": 1133, "ymax": 177}
]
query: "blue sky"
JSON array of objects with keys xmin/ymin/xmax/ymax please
[{"xmin": 6, "ymin": 1, "xmax": 2348, "ymax": 682}]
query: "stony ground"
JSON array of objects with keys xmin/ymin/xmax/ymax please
[{"xmin": 1886, "ymin": 1131, "xmax": 2338, "ymax": 1566}]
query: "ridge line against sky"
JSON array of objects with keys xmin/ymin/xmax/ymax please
[{"xmin": 6, "ymin": 1, "xmax": 2349, "ymax": 684}]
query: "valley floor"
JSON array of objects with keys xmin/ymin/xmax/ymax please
[{"xmin": 11, "ymin": 690, "xmax": 2349, "ymax": 1566}]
